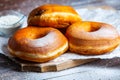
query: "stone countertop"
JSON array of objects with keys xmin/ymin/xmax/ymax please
[
  {"xmin": 0, "ymin": 0, "xmax": 68, "ymax": 15},
  {"xmin": 1, "ymin": 0, "xmax": 120, "ymax": 15},
  {"xmin": 1, "ymin": 53, "xmax": 120, "ymax": 80},
  {"xmin": 1, "ymin": 0, "xmax": 120, "ymax": 80}
]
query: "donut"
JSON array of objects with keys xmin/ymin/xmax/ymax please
[
  {"xmin": 27, "ymin": 4, "xmax": 82, "ymax": 28},
  {"xmin": 65, "ymin": 21, "xmax": 120, "ymax": 55},
  {"xmin": 8, "ymin": 27, "xmax": 68, "ymax": 62}
]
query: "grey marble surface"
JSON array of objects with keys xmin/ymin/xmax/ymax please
[
  {"xmin": 1, "ymin": 53, "xmax": 120, "ymax": 80},
  {"xmin": 1, "ymin": 0, "xmax": 120, "ymax": 80},
  {"xmin": 1, "ymin": 0, "xmax": 120, "ymax": 15}
]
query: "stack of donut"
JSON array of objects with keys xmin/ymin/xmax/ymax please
[{"xmin": 8, "ymin": 4, "xmax": 120, "ymax": 62}]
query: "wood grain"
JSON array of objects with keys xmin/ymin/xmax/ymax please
[{"xmin": 9, "ymin": 57, "xmax": 97, "ymax": 72}]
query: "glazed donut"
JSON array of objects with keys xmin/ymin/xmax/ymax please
[
  {"xmin": 66, "ymin": 21, "xmax": 120, "ymax": 55},
  {"xmin": 28, "ymin": 4, "xmax": 82, "ymax": 28},
  {"xmin": 8, "ymin": 27, "xmax": 68, "ymax": 62}
]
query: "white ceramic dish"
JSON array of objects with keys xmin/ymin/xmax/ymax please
[{"xmin": 0, "ymin": 10, "xmax": 25, "ymax": 37}]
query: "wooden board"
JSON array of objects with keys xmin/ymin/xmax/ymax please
[{"xmin": 13, "ymin": 58, "xmax": 97, "ymax": 72}]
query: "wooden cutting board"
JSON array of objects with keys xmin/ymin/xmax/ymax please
[
  {"xmin": 3, "ymin": 6, "xmax": 114, "ymax": 72},
  {"xmin": 14, "ymin": 58, "xmax": 96, "ymax": 72}
]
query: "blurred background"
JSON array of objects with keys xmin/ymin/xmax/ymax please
[
  {"xmin": 0, "ymin": 0, "xmax": 120, "ymax": 80},
  {"xmin": 0, "ymin": 0, "xmax": 120, "ymax": 15}
]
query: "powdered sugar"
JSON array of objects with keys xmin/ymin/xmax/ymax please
[{"xmin": 0, "ymin": 15, "xmax": 20, "ymax": 28}]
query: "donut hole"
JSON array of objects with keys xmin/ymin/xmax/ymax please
[
  {"xmin": 90, "ymin": 22, "xmax": 101, "ymax": 32},
  {"xmin": 32, "ymin": 32, "xmax": 48, "ymax": 39},
  {"xmin": 26, "ymin": 30, "xmax": 49, "ymax": 39},
  {"xmin": 89, "ymin": 26, "xmax": 101, "ymax": 32},
  {"xmin": 75, "ymin": 22, "xmax": 101, "ymax": 32}
]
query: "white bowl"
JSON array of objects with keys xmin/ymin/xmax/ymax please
[{"xmin": 0, "ymin": 10, "xmax": 25, "ymax": 37}]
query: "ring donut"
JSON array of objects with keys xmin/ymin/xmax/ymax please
[
  {"xmin": 66, "ymin": 21, "xmax": 120, "ymax": 55},
  {"xmin": 28, "ymin": 4, "xmax": 82, "ymax": 28},
  {"xmin": 8, "ymin": 27, "xmax": 68, "ymax": 62}
]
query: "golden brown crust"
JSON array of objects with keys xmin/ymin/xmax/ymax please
[
  {"xmin": 66, "ymin": 21, "xmax": 120, "ymax": 55},
  {"xmin": 8, "ymin": 43, "xmax": 68, "ymax": 62},
  {"xmin": 27, "ymin": 4, "xmax": 82, "ymax": 28},
  {"xmin": 8, "ymin": 27, "xmax": 68, "ymax": 62}
]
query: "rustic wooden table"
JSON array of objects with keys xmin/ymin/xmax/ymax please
[{"xmin": 1, "ymin": 0, "xmax": 120, "ymax": 80}]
